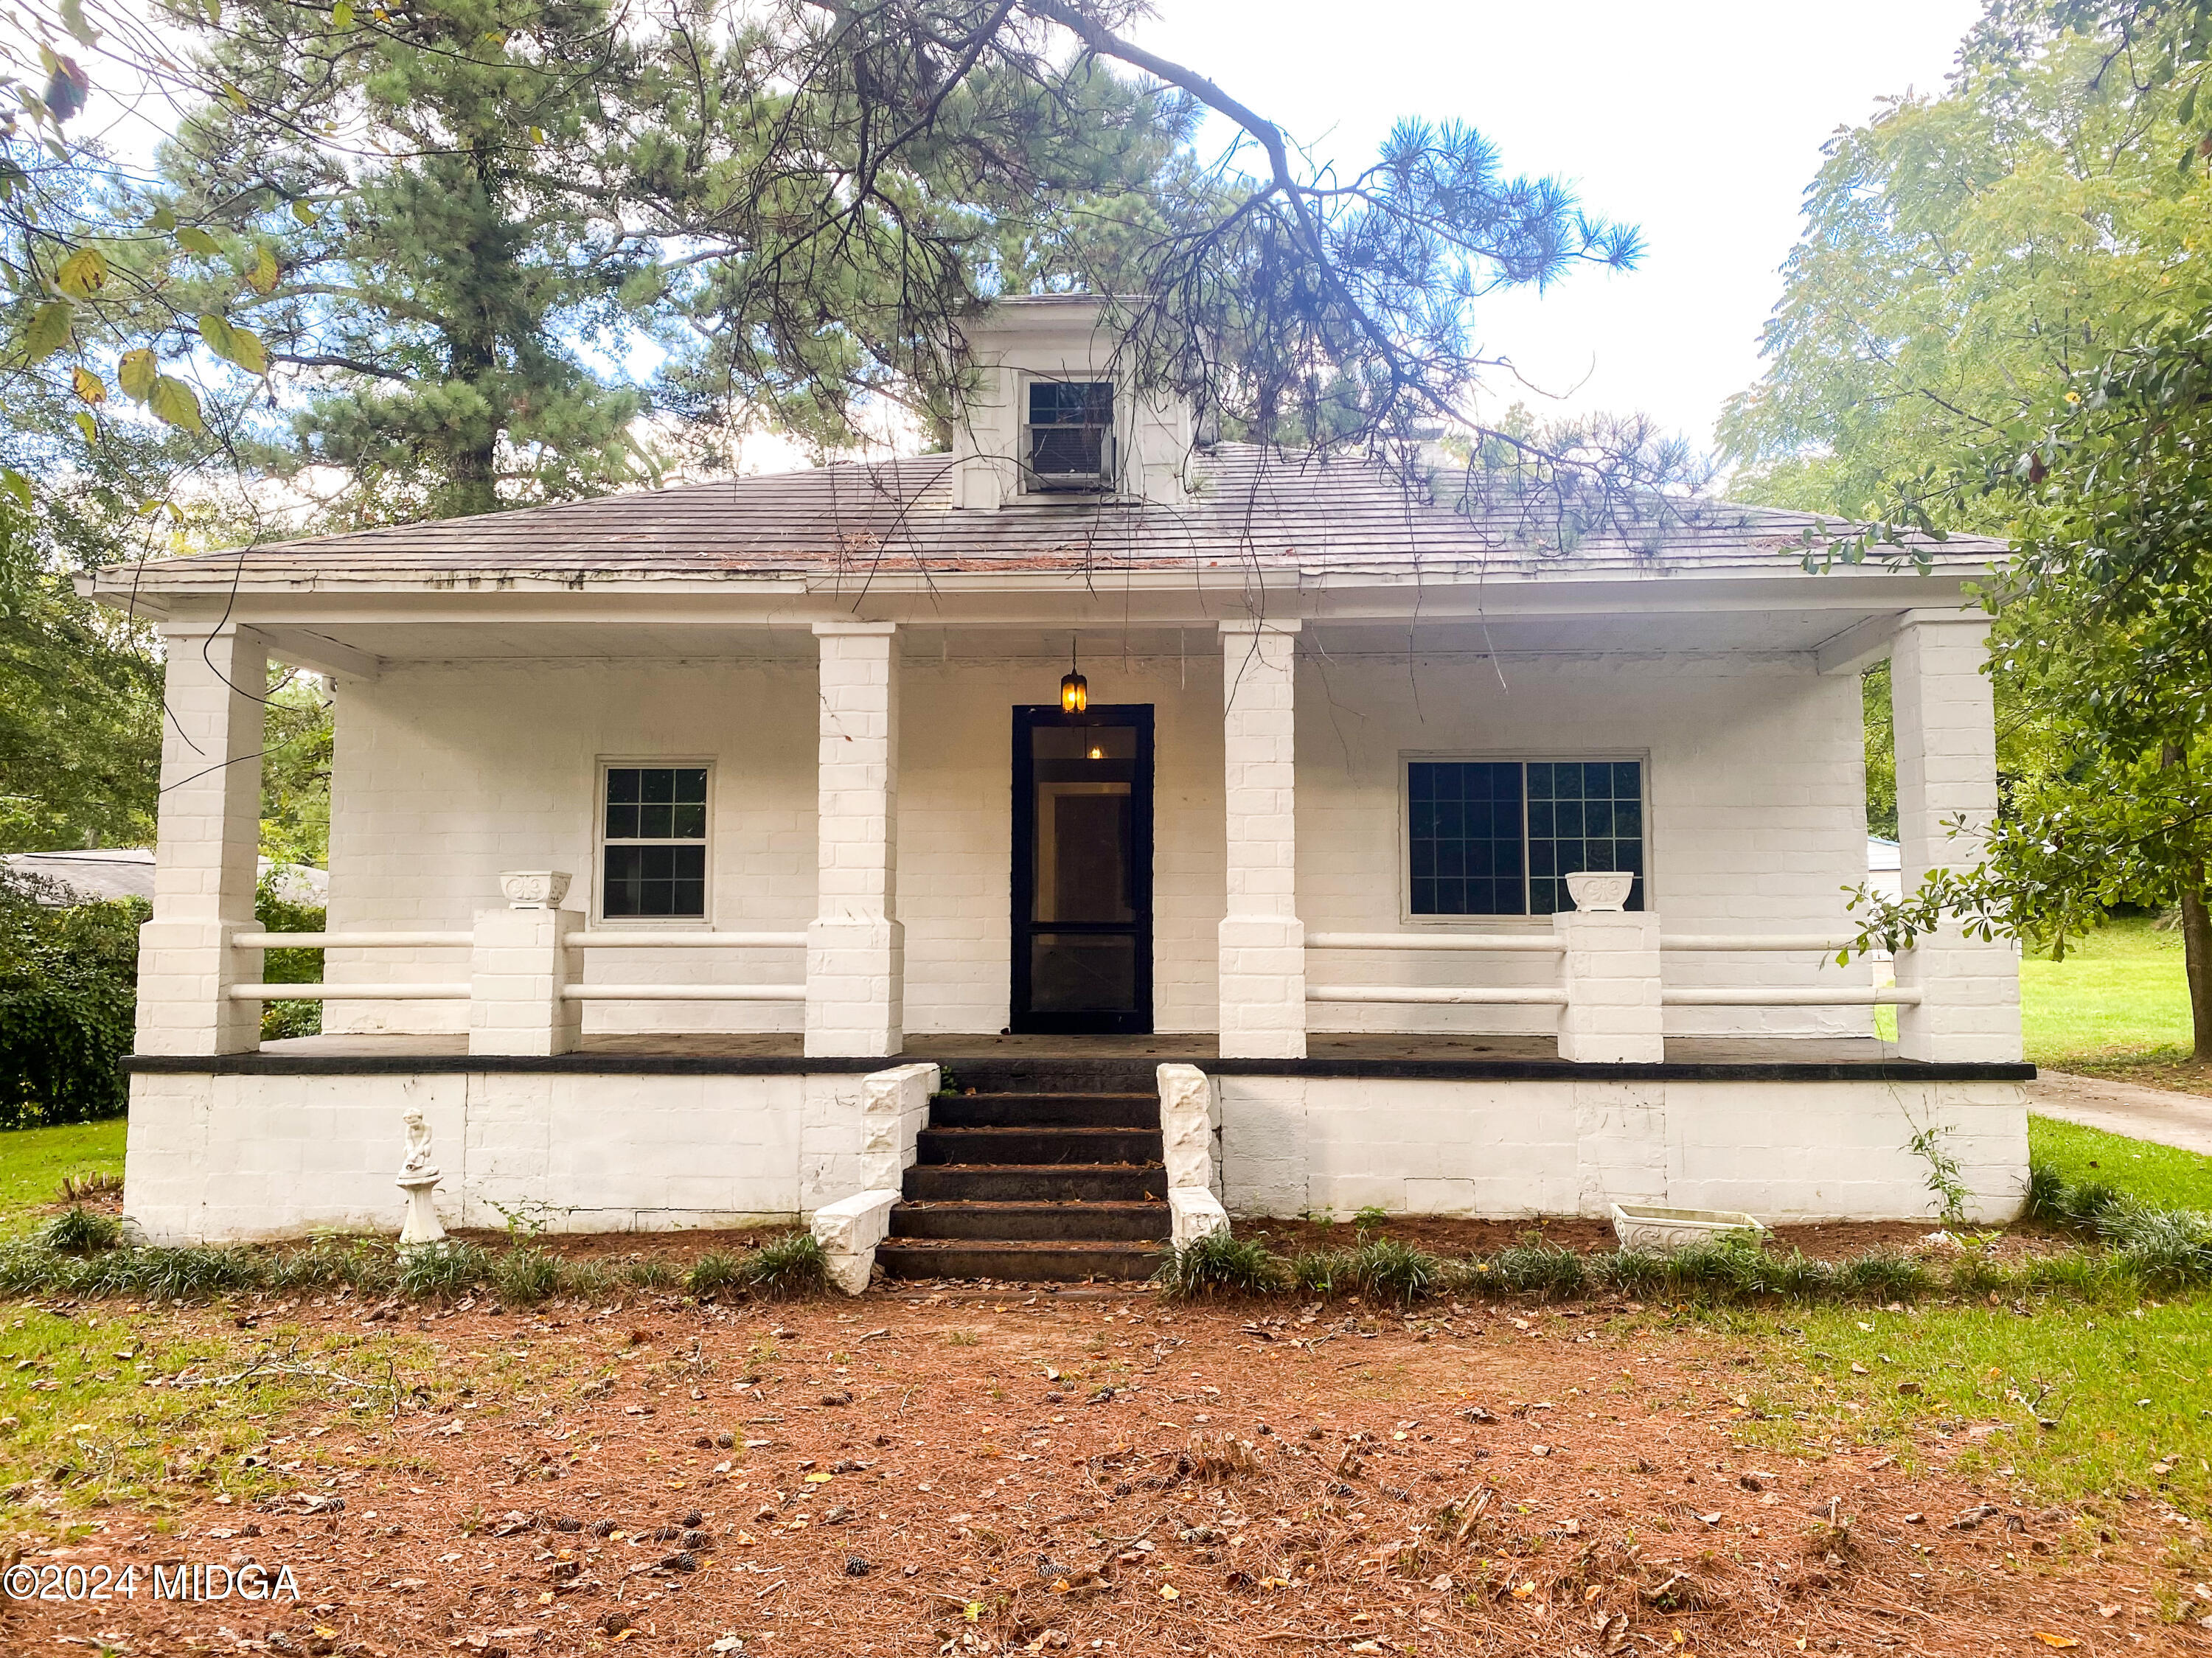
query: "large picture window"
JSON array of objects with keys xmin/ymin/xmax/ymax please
[
  {"xmin": 601, "ymin": 764, "xmax": 708, "ymax": 919},
  {"xmin": 1407, "ymin": 759, "xmax": 1645, "ymax": 916}
]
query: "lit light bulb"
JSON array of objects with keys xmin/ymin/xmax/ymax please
[{"xmin": 1087, "ymin": 745, "xmax": 1105, "ymax": 760}]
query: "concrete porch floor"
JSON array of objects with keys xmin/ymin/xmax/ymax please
[{"xmin": 249, "ymin": 1031, "xmax": 1914, "ymax": 1065}]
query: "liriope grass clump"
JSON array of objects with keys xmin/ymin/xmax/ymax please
[
  {"xmin": 42, "ymin": 1205, "xmax": 123, "ymax": 1257},
  {"xmin": 1155, "ymin": 1231, "xmax": 1290, "ymax": 1300}
]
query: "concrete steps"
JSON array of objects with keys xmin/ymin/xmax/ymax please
[{"xmin": 877, "ymin": 1064, "xmax": 1169, "ymax": 1282}]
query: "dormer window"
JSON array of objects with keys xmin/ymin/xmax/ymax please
[{"xmin": 1024, "ymin": 380, "xmax": 1115, "ymax": 492}]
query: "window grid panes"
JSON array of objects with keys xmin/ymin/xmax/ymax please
[
  {"xmin": 602, "ymin": 766, "xmax": 707, "ymax": 918},
  {"xmin": 1026, "ymin": 380, "xmax": 1112, "ymax": 482},
  {"xmin": 1408, "ymin": 759, "xmax": 1644, "ymax": 916}
]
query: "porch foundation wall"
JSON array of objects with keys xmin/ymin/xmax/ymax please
[
  {"xmin": 123, "ymin": 1070, "xmax": 821, "ymax": 1244},
  {"xmin": 1215, "ymin": 1075, "xmax": 2028, "ymax": 1225},
  {"xmin": 126, "ymin": 1067, "xmax": 2029, "ymax": 1244}
]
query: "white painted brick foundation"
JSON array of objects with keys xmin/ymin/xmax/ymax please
[{"xmin": 1215, "ymin": 1074, "xmax": 2028, "ymax": 1225}]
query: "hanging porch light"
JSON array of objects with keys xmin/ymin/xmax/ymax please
[{"xmin": 1059, "ymin": 637, "xmax": 1088, "ymax": 712}]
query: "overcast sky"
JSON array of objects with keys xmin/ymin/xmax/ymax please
[{"xmin": 1132, "ymin": 0, "xmax": 1986, "ymax": 452}]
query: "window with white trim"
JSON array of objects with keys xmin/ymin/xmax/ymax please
[
  {"xmin": 1407, "ymin": 759, "xmax": 1645, "ymax": 916},
  {"xmin": 600, "ymin": 764, "xmax": 709, "ymax": 919},
  {"xmin": 1023, "ymin": 378, "xmax": 1115, "ymax": 491}
]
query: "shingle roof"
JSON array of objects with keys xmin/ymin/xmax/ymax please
[{"xmin": 97, "ymin": 443, "xmax": 2006, "ymax": 591}]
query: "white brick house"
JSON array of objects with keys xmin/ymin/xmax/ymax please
[{"xmin": 86, "ymin": 298, "xmax": 2030, "ymax": 1261}]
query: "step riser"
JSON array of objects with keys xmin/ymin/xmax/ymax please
[
  {"xmin": 904, "ymin": 1166, "xmax": 1166, "ymax": 1202},
  {"xmin": 876, "ymin": 1244, "xmax": 1163, "ymax": 1282},
  {"xmin": 917, "ymin": 1129, "xmax": 1161, "ymax": 1166},
  {"xmin": 931, "ymin": 1096, "xmax": 1158, "ymax": 1129},
  {"xmin": 891, "ymin": 1205, "xmax": 1168, "ymax": 1242},
  {"xmin": 934, "ymin": 1062, "xmax": 1164, "ymax": 1096}
]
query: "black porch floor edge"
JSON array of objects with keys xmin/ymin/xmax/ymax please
[{"xmin": 123, "ymin": 1051, "xmax": 2037, "ymax": 1083}]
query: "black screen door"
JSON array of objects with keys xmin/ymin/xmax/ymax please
[{"xmin": 1011, "ymin": 706, "xmax": 1153, "ymax": 1034}]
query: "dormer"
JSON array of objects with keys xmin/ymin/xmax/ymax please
[{"xmin": 947, "ymin": 296, "xmax": 1194, "ymax": 510}]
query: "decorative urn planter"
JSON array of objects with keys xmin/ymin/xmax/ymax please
[
  {"xmin": 1608, "ymin": 1203, "xmax": 1767, "ymax": 1252},
  {"xmin": 1564, "ymin": 870, "xmax": 1635, "ymax": 912},
  {"xmin": 499, "ymin": 869, "xmax": 572, "ymax": 910}
]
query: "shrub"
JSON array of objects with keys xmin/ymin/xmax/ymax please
[
  {"xmin": 1155, "ymin": 1232, "xmax": 1289, "ymax": 1300},
  {"xmin": 0, "ymin": 867, "xmax": 143, "ymax": 1128},
  {"xmin": 253, "ymin": 874, "xmax": 325, "ymax": 1042},
  {"xmin": 43, "ymin": 1204, "xmax": 122, "ymax": 1255},
  {"xmin": 55, "ymin": 1170, "xmax": 122, "ymax": 1203}
]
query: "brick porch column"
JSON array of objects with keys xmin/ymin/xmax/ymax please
[
  {"xmin": 1217, "ymin": 619, "xmax": 1305, "ymax": 1059},
  {"xmin": 1891, "ymin": 610, "xmax": 2022, "ymax": 1062},
  {"xmin": 807, "ymin": 621, "xmax": 904, "ymax": 1058},
  {"xmin": 135, "ymin": 623, "xmax": 267, "ymax": 1055}
]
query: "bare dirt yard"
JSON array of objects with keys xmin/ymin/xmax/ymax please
[{"xmin": 4, "ymin": 1286, "xmax": 2202, "ymax": 1657}]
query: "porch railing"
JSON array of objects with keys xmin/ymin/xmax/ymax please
[
  {"xmin": 230, "ymin": 930, "xmax": 470, "ymax": 1001},
  {"xmin": 1304, "ymin": 932, "xmax": 1568, "ymax": 1008},
  {"xmin": 560, "ymin": 929, "xmax": 806, "ymax": 1003},
  {"xmin": 228, "ymin": 928, "xmax": 808, "ymax": 1005},
  {"xmin": 1658, "ymin": 934, "xmax": 1921, "ymax": 1007}
]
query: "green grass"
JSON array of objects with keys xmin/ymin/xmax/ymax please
[
  {"xmin": 0, "ymin": 1120, "xmax": 125, "ymax": 1237},
  {"xmin": 2030, "ymin": 1114, "xmax": 2212, "ymax": 1212},
  {"xmin": 1733, "ymin": 1296, "xmax": 2212, "ymax": 1528},
  {"xmin": 0, "ymin": 1309, "xmax": 439, "ymax": 1521},
  {"xmin": 2022, "ymin": 914, "xmax": 2196, "ymax": 1069}
]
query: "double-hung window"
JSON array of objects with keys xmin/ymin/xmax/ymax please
[
  {"xmin": 600, "ymin": 764, "xmax": 708, "ymax": 919},
  {"xmin": 1407, "ymin": 758, "xmax": 1645, "ymax": 916},
  {"xmin": 1023, "ymin": 379, "xmax": 1115, "ymax": 491}
]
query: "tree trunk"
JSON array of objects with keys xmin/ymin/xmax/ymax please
[{"xmin": 2185, "ymin": 869, "xmax": 2212, "ymax": 1064}]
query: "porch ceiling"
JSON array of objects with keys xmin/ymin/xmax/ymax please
[{"xmin": 255, "ymin": 610, "xmax": 1910, "ymax": 678}]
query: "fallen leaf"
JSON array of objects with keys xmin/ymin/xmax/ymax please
[{"xmin": 2031, "ymin": 1636, "xmax": 2080, "ymax": 1650}]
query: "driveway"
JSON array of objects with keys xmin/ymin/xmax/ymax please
[{"xmin": 2028, "ymin": 1069, "xmax": 2212, "ymax": 1155}]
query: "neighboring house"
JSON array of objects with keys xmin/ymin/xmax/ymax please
[
  {"xmin": 1, "ymin": 849, "xmax": 327, "ymax": 908},
  {"xmin": 83, "ymin": 297, "xmax": 2030, "ymax": 1273}
]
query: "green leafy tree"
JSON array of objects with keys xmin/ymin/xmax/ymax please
[{"xmin": 1724, "ymin": 0, "xmax": 2212, "ymax": 1059}]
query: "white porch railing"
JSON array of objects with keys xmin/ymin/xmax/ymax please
[
  {"xmin": 226, "ymin": 928, "xmax": 808, "ymax": 1005},
  {"xmin": 1658, "ymin": 933, "xmax": 1920, "ymax": 1006},
  {"xmin": 230, "ymin": 930, "xmax": 470, "ymax": 1002},
  {"xmin": 1304, "ymin": 931, "xmax": 1568, "ymax": 1008}
]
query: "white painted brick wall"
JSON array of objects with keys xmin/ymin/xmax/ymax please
[
  {"xmin": 1556, "ymin": 910, "xmax": 1664, "ymax": 1062},
  {"xmin": 138, "ymin": 624, "xmax": 267, "ymax": 1055},
  {"xmin": 1891, "ymin": 613, "xmax": 2023, "ymax": 1063},
  {"xmin": 1219, "ymin": 621, "xmax": 1306, "ymax": 1057},
  {"xmin": 468, "ymin": 907, "xmax": 584, "ymax": 1056},
  {"xmin": 315, "ymin": 641, "xmax": 1890, "ymax": 1044},
  {"xmin": 1298, "ymin": 650, "xmax": 1879, "ymax": 1038},
  {"xmin": 1215, "ymin": 1073, "xmax": 2027, "ymax": 1223}
]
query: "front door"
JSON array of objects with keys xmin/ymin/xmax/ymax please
[{"xmin": 1010, "ymin": 706, "xmax": 1154, "ymax": 1034}]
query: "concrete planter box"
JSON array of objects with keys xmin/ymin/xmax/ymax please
[{"xmin": 1609, "ymin": 1203, "xmax": 1767, "ymax": 1252}]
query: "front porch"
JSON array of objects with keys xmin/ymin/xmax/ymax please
[{"xmin": 114, "ymin": 600, "xmax": 2032, "ymax": 1250}]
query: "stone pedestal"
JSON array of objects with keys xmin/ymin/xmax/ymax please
[{"xmin": 397, "ymin": 1174, "xmax": 447, "ymax": 1247}]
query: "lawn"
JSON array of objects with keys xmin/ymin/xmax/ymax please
[
  {"xmin": 2020, "ymin": 913, "xmax": 2205, "ymax": 1092},
  {"xmin": 2028, "ymin": 1112, "xmax": 2212, "ymax": 1211},
  {"xmin": 0, "ymin": 1117, "xmax": 125, "ymax": 1236}
]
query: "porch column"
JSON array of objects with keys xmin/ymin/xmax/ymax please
[
  {"xmin": 1217, "ymin": 619, "xmax": 1306, "ymax": 1059},
  {"xmin": 806, "ymin": 621, "xmax": 904, "ymax": 1058},
  {"xmin": 136, "ymin": 623, "xmax": 267, "ymax": 1055},
  {"xmin": 1891, "ymin": 610, "xmax": 2022, "ymax": 1062}
]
